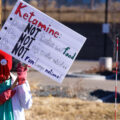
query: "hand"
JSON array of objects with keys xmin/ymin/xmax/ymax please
[
  {"xmin": 0, "ymin": 89, "xmax": 16, "ymax": 105},
  {"xmin": 17, "ymin": 63, "xmax": 28, "ymax": 85}
]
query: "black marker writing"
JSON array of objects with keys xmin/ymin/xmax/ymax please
[{"xmin": 12, "ymin": 23, "xmax": 41, "ymax": 59}]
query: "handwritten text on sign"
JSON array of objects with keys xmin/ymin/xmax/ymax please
[{"xmin": 0, "ymin": 0, "xmax": 86, "ymax": 83}]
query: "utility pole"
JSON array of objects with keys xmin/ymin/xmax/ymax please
[
  {"xmin": 0, "ymin": 0, "xmax": 2, "ymax": 29},
  {"xmin": 105, "ymin": 0, "xmax": 108, "ymax": 24},
  {"xmin": 103, "ymin": 0, "xmax": 109, "ymax": 57}
]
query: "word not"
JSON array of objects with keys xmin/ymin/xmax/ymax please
[
  {"xmin": 15, "ymin": 2, "xmax": 60, "ymax": 38},
  {"xmin": 45, "ymin": 69, "xmax": 60, "ymax": 79},
  {"xmin": 25, "ymin": 56, "xmax": 34, "ymax": 65},
  {"xmin": 12, "ymin": 23, "xmax": 41, "ymax": 59},
  {"xmin": 63, "ymin": 47, "xmax": 76, "ymax": 60}
]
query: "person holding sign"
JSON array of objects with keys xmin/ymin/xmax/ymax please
[{"xmin": 0, "ymin": 50, "xmax": 32, "ymax": 120}]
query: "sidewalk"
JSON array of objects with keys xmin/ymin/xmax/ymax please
[{"xmin": 28, "ymin": 60, "xmax": 120, "ymax": 92}]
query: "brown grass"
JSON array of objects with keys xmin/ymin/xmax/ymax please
[
  {"xmin": 25, "ymin": 96, "xmax": 120, "ymax": 120},
  {"xmin": 25, "ymin": 83, "xmax": 120, "ymax": 120}
]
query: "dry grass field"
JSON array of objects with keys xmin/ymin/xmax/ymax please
[
  {"xmin": 25, "ymin": 96, "xmax": 116, "ymax": 120},
  {"xmin": 24, "ymin": 82, "xmax": 120, "ymax": 120}
]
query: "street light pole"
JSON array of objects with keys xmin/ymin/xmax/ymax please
[
  {"xmin": 105, "ymin": 0, "xmax": 108, "ymax": 23},
  {"xmin": 103, "ymin": 0, "xmax": 108, "ymax": 57}
]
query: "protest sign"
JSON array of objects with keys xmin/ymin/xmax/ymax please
[{"xmin": 0, "ymin": 0, "xmax": 86, "ymax": 83}]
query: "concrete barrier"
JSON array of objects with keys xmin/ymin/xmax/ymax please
[{"xmin": 99, "ymin": 57, "xmax": 112, "ymax": 71}]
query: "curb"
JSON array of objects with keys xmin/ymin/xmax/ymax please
[{"xmin": 67, "ymin": 73, "xmax": 106, "ymax": 80}]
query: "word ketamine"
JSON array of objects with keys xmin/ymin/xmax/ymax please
[
  {"xmin": 12, "ymin": 23, "xmax": 41, "ymax": 59},
  {"xmin": 15, "ymin": 2, "xmax": 60, "ymax": 38}
]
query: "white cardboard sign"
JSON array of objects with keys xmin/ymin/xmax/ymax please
[{"xmin": 0, "ymin": 0, "xmax": 86, "ymax": 83}]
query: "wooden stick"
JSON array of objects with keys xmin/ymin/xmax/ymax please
[{"xmin": 10, "ymin": 78, "xmax": 18, "ymax": 90}]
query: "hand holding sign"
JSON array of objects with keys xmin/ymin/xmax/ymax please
[{"xmin": 17, "ymin": 63, "xmax": 27, "ymax": 85}]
